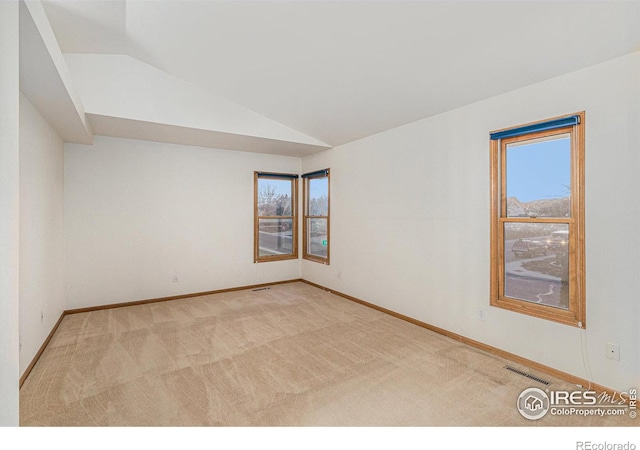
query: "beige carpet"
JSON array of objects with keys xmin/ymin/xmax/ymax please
[{"xmin": 20, "ymin": 282, "xmax": 633, "ymax": 426}]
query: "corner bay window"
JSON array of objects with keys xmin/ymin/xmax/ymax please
[
  {"xmin": 302, "ymin": 169, "xmax": 330, "ymax": 264},
  {"xmin": 490, "ymin": 113, "xmax": 585, "ymax": 327},
  {"xmin": 254, "ymin": 172, "xmax": 298, "ymax": 263}
]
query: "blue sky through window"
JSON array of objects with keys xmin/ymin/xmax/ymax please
[
  {"xmin": 259, "ymin": 179, "xmax": 291, "ymax": 198},
  {"xmin": 506, "ymin": 135, "xmax": 571, "ymax": 203},
  {"xmin": 309, "ymin": 177, "xmax": 328, "ymax": 201}
]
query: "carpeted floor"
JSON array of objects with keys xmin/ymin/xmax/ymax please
[{"xmin": 19, "ymin": 282, "xmax": 633, "ymax": 426}]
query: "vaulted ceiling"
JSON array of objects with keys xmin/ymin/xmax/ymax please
[{"xmin": 28, "ymin": 0, "xmax": 640, "ymax": 155}]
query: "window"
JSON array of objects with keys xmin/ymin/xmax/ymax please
[
  {"xmin": 302, "ymin": 169, "xmax": 330, "ymax": 264},
  {"xmin": 490, "ymin": 113, "xmax": 585, "ymax": 327},
  {"xmin": 254, "ymin": 172, "xmax": 298, "ymax": 263}
]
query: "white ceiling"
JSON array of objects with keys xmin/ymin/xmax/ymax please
[
  {"xmin": 42, "ymin": 0, "xmax": 640, "ymax": 149},
  {"xmin": 20, "ymin": 0, "xmax": 93, "ymax": 144}
]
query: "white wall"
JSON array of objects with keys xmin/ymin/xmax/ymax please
[
  {"xmin": 65, "ymin": 136, "xmax": 301, "ymax": 309},
  {"xmin": 19, "ymin": 92, "xmax": 65, "ymax": 376},
  {"xmin": 0, "ymin": 0, "xmax": 20, "ymax": 426},
  {"xmin": 302, "ymin": 52, "xmax": 640, "ymax": 392}
]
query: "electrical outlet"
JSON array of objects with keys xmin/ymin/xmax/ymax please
[
  {"xmin": 40, "ymin": 311, "xmax": 44, "ymax": 322},
  {"xmin": 173, "ymin": 274, "xmax": 179, "ymax": 283},
  {"xmin": 337, "ymin": 271, "xmax": 342, "ymax": 280},
  {"xmin": 606, "ymin": 343, "xmax": 620, "ymax": 361},
  {"xmin": 477, "ymin": 309, "xmax": 485, "ymax": 321}
]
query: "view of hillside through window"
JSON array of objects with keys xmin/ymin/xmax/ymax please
[
  {"xmin": 503, "ymin": 134, "xmax": 571, "ymax": 310},
  {"xmin": 506, "ymin": 134, "xmax": 571, "ymax": 217}
]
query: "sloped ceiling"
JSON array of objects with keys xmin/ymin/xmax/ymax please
[
  {"xmin": 40, "ymin": 0, "xmax": 640, "ymax": 152},
  {"xmin": 19, "ymin": 0, "xmax": 92, "ymax": 144}
]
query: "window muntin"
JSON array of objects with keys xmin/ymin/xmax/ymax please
[
  {"xmin": 491, "ymin": 113, "xmax": 585, "ymax": 327},
  {"xmin": 303, "ymin": 169, "xmax": 330, "ymax": 264},
  {"xmin": 254, "ymin": 173, "xmax": 298, "ymax": 262}
]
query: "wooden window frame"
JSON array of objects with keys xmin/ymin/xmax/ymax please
[
  {"xmin": 302, "ymin": 169, "xmax": 330, "ymax": 265},
  {"xmin": 490, "ymin": 112, "xmax": 586, "ymax": 327},
  {"xmin": 254, "ymin": 172, "xmax": 298, "ymax": 263}
]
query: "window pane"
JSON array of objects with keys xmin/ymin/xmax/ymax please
[
  {"xmin": 506, "ymin": 134, "xmax": 571, "ymax": 218},
  {"xmin": 257, "ymin": 178, "xmax": 292, "ymax": 217},
  {"xmin": 258, "ymin": 218, "xmax": 294, "ymax": 256},
  {"xmin": 308, "ymin": 177, "xmax": 328, "ymax": 216},
  {"xmin": 504, "ymin": 223, "xmax": 569, "ymax": 310},
  {"xmin": 307, "ymin": 218, "xmax": 328, "ymax": 258}
]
